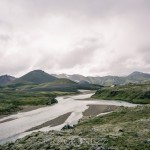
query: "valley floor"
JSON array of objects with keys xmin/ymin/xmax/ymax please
[
  {"xmin": 1, "ymin": 104, "xmax": 149, "ymax": 150},
  {"xmin": 0, "ymin": 90, "xmax": 149, "ymax": 149},
  {"xmin": 0, "ymin": 91, "xmax": 136, "ymax": 144}
]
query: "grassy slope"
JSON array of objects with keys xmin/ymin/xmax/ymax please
[
  {"xmin": 92, "ymin": 83, "xmax": 150, "ymax": 104},
  {"xmin": 1, "ymin": 105, "xmax": 149, "ymax": 149},
  {"xmin": 30, "ymin": 78, "xmax": 78, "ymax": 92},
  {"xmin": 6, "ymin": 78, "xmax": 79, "ymax": 92}
]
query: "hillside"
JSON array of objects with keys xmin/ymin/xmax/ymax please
[
  {"xmin": 53, "ymin": 71, "xmax": 150, "ymax": 86},
  {"xmin": 0, "ymin": 75, "xmax": 16, "ymax": 86},
  {"xmin": 11, "ymin": 78, "xmax": 102, "ymax": 92},
  {"xmin": 12, "ymin": 70, "xmax": 57, "ymax": 85},
  {"xmin": 127, "ymin": 71, "xmax": 150, "ymax": 82},
  {"xmin": 77, "ymin": 80, "xmax": 103, "ymax": 90},
  {"xmin": 29, "ymin": 78, "xmax": 78, "ymax": 92},
  {"xmin": 92, "ymin": 82, "xmax": 150, "ymax": 104},
  {"xmin": 1, "ymin": 104, "xmax": 149, "ymax": 149}
]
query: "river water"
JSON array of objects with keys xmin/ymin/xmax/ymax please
[{"xmin": 0, "ymin": 91, "xmax": 137, "ymax": 144}]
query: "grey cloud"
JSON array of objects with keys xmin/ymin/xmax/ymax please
[
  {"xmin": 16, "ymin": 0, "xmax": 150, "ymax": 16},
  {"xmin": 89, "ymin": 54, "xmax": 130, "ymax": 76},
  {"xmin": 0, "ymin": 0, "xmax": 150, "ymax": 76},
  {"xmin": 0, "ymin": 56, "xmax": 33, "ymax": 77},
  {"xmin": 58, "ymin": 37, "xmax": 103, "ymax": 68},
  {"xmin": 32, "ymin": 50, "xmax": 59, "ymax": 70},
  {"xmin": 103, "ymin": 50, "xmax": 150, "ymax": 76},
  {"xmin": 1, "ymin": 0, "xmax": 150, "ymax": 21},
  {"xmin": 138, "ymin": 46, "xmax": 150, "ymax": 64},
  {"xmin": 0, "ymin": 34, "xmax": 10, "ymax": 42}
]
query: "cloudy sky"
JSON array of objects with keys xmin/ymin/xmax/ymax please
[{"xmin": 0, "ymin": 0, "xmax": 150, "ymax": 77}]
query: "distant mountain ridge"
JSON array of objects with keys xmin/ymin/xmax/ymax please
[
  {"xmin": 0, "ymin": 75, "xmax": 16, "ymax": 85},
  {"xmin": 53, "ymin": 71, "xmax": 150, "ymax": 86},
  {"xmin": 1, "ymin": 70, "xmax": 150, "ymax": 87}
]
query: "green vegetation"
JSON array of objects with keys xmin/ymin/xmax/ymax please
[
  {"xmin": 76, "ymin": 104, "xmax": 150, "ymax": 149},
  {"xmin": 77, "ymin": 80, "xmax": 103, "ymax": 90},
  {"xmin": 92, "ymin": 83, "xmax": 150, "ymax": 104},
  {"xmin": 29, "ymin": 78, "xmax": 78, "ymax": 92},
  {"xmin": 1, "ymin": 105, "xmax": 149, "ymax": 149},
  {"xmin": 0, "ymin": 89, "xmax": 58, "ymax": 115}
]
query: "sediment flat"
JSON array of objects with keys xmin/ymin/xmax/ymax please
[
  {"xmin": 26, "ymin": 112, "xmax": 72, "ymax": 132},
  {"xmin": 83, "ymin": 104, "xmax": 118, "ymax": 116},
  {"xmin": 0, "ymin": 118, "xmax": 17, "ymax": 124}
]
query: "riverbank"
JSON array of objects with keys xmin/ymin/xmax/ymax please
[
  {"xmin": 0, "ymin": 90, "xmax": 80, "ymax": 118},
  {"xmin": 92, "ymin": 83, "xmax": 150, "ymax": 104},
  {"xmin": 0, "ymin": 105, "xmax": 46, "ymax": 121},
  {"xmin": 0, "ymin": 90, "xmax": 58, "ymax": 116}
]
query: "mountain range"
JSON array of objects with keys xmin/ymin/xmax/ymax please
[
  {"xmin": 53, "ymin": 71, "xmax": 150, "ymax": 86},
  {"xmin": 0, "ymin": 71, "xmax": 150, "ymax": 89},
  {"xmin": 0, "ymin": 70, "xmax": 102, "ymax": 92}
]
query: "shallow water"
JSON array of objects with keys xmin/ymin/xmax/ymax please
[{"xmin": 0, "ymin": 91, "xmax": 137, "ymax": 144}]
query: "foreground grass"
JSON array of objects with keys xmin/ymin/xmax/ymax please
[
  {"xmin": 92, "ymin": 83, "xmax": 150, "ymax": 104},
  {"xmin": 76, "ymin": 105, "xmax": 150, "ymax": 149},
  {"xmin": 1, "ymin": 105, "xmax": 150, "ymax": 149}
]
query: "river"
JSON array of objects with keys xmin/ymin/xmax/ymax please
[{"xmin": 0, "ymin": 90, "xmax": 137, "ymax": 144}]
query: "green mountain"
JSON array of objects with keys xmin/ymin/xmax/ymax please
[
  {"xmin": 12, "ymin": 70, "xmax": 57, "ymax": 85},
  {"xmin": 0, "ymin": 75, "xmax": 16, "ymax": 86}
]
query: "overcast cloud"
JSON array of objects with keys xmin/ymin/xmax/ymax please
[{"xmin": 0, "ymin": 0, "xmax": 150, "ymax": 77}]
